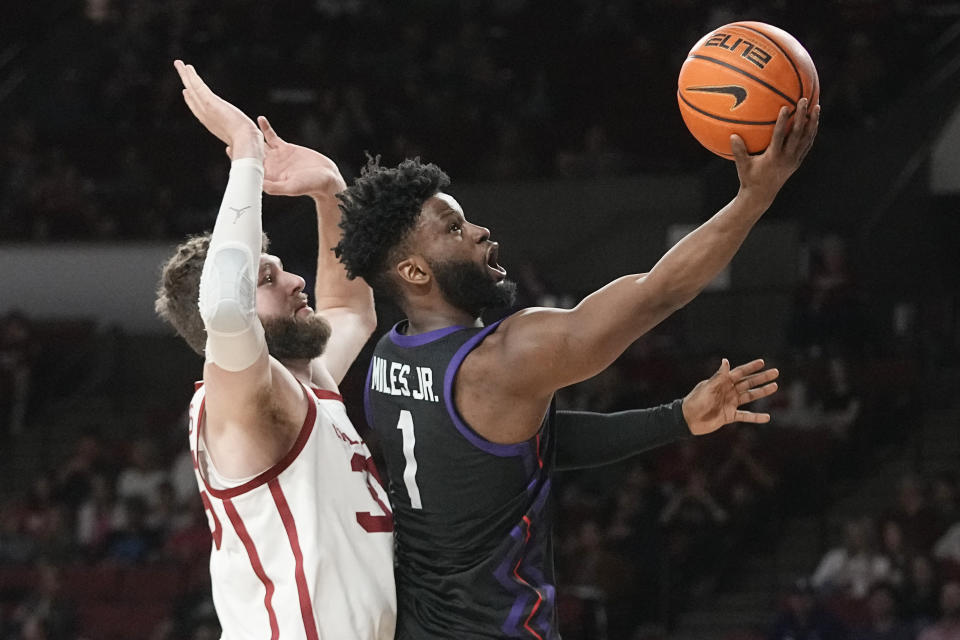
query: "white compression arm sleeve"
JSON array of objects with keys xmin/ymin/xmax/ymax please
[{"xmin": 198, "ymin": 157, "xmax": 267, "ymax": 371}]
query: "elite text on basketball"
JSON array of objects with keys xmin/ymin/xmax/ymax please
[{"xmin": 704, "ymin": 33, "xmax": 772, "ymax": 69}]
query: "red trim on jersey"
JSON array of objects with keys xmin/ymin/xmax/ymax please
[
  {"xmin": 197, "ymin": 385, "xmax": 319, "ymax": 500},
  {"xmin": 516, "ymin": 516, "xmax": 545, "ymax": 640},
  {"xmin": 269, "ymin": 479, "xmax": 320, "ymax": 640},
  {"xmin": 309, "ymin": 387, "xmax": 344, "ymax": 403},
  {"xmin": 199, "ymin": 491, "xmax": 223, "ymax": 550},
  {"xmin": 224, "ymin": 498, "xmax": 279, "ymax": 640}
]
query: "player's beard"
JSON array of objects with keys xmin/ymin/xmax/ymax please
[
  {"xmin": 428, "ymin": 257, "xmax": 517, "ymax": 319},
  {"xmin": 261, "ymin": 313, "xmax": 332, "ymax": 362}
]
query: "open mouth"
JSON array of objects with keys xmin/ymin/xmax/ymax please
[{"xmin": 485, "ymin": 243, "xmax": 507, "ymax": 280}]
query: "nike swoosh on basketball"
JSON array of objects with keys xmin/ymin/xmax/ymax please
[{"xmin": 686, "ymin": 85, "xmax": 748, "ymax": 110}]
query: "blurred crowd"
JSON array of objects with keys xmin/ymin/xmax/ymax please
[
  {"xmin": 0, "ymin": 0, "xmax": 936, "ymax": 241},
  {"xmin": 0, "ymin": 428, "xmax": 219, "ymax": 639},
  {"xmin": 770, "ymin": 471, "xmax": 960, "ymax": 640}
]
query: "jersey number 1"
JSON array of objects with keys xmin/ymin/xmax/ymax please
[{"xmin": 397, "ymin": 410, "xmax": 423, "ymax": 509}]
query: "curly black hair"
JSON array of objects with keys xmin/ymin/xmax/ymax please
[{"xmin": 336, "ymin": 156, "xmax": 450, "ymax": 300}]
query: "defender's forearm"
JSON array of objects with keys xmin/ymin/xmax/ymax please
[
  {"xmin": 199, "ymin": 157, "xmax": 267, "ymax": 371},
  {"xmin": 312, "ymin": 189, "xmax": 373, "ymax": 316}
]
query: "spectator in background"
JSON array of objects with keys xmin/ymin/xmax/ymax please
[
  {"xmin": 604, "ymin": 463, "xmax": 665, "ymax": 630},
  {"xmin": 772, "ymin": 350, "xmax": 825, "ymax": 431},
  {"xmin": 793, "ymin": 234, "xmax": 860, "ymax": 352},
  {"xmin": 655, "ymin": 439, "xmax": 706, "ymax": 494},
  {"xmin": 147, "ymin": 481, "xmax": 189, "ymax": 540},
  {"xmin": 821, "ymin": 356, "xmax": 861, "ymax": 438},
  {"xmin": 0, "ymin": 311, "xmax": 38, "ymax": 438},
  {"xmin": 168, "ymin": 414, "xmax": 198, "ymax": 509},
  {"xmin": 917, "ymin": 581, "xmax": 960, "ymax": 640},
  {"xmin": 931, "ymin": 473, "xmax": 959, "ymax": 538},
  {"xmin": 934, "ymin": 522, "xmax": 960, "ymax": 567},
  {"xmin": 770, "ymin": 578, "xmax": 847, "ymax": 640},
  {"xmin": 717, "ymin": 424, "xmax": 778, "ymax": 524},
  {"xmin": 886, "ymin": 473, "xmax": 940, "ymax": 553},
  {"xmin": 162, "ymin": 497, "xmax": 210, "ymax": 566},
  {"xmin": 8, "ymin": 562, "xmax": 78, "ymax": 640},
  {"xmin": 55, "ymin": 428, "xmax": 109, "ymax": 510},
  {"xmin": 659, "ymin": 468, "xmax": 730, "ymax": 591},
  {"xmin": 116, "ymin": 438, "xmax": 166, "ymax": 509},
  {"xmin": 852, "ymin": 582, "xmax": 914, "ymax": 640},
  {"xmin": 75, "ymin": 474, "xmax": 116, "ymax": 560},
  {"xmin": 903, "ymin": 555, "xmax": 942, "ymax": 630},
  {"xmin": 17, "ymin": 475, "xmax": 71, "ymax": 560},
  {"xmin": 104, "ymin": 496, "xmax": 158, "ymax": 564},
  {"xmin": 878, "ymin": 518, "xmax": 911, "ymax": 589},
  {"xmin": 0, "ymin": 499, "xmax": 34, "ymax": 564},
  {"xmin": 812, "ymin": 516, "xmax": 894, "ymax": 599}
]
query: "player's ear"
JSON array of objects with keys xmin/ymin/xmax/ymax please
[{"xmin": 396, "ymin": 256, "xmax": 430, "ymax": 286}]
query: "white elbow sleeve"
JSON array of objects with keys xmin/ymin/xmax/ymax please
[{"xmin": 199, "ymin": 158, "xmax": 268, "ymax": 372}]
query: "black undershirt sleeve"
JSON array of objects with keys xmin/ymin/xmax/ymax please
[{"xmin": 555, "ymin": 399, "xmax": 692, "ymax": 471}]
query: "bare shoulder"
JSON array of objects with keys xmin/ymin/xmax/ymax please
[
  {"xmin": 490, "ymin": 306, "xmax": 570, "ymax": 359},
  {"xmin": 469, "ymin": 307, "xmax": 574, "ymax": 391},
  {"xmin": 455, "ymin": 316, "xmax": 555, "ymax": 445}
]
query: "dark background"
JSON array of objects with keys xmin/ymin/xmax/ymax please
[{"xmin": 1, "ymin": 1, "xmax": 959, "ymax": 639}]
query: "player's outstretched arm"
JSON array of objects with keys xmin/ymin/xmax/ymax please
[
  {"xmin": 256, "ymin": 117, "xmax": 376, "ymax": 386},
  {"xmin": 555, "ymin": 358, "xmax": 778, "ymax": 470},
  {"xmin": 496, "ymin": 100, "xmax": 819, "ymax": 402},
  {"xmin": 175, "ymin": 60, "xmax": 306, "ymax": 475}
]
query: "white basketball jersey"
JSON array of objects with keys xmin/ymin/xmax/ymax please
[{"xmin": 188, "ymin": 382, "xmax": 396, "ymax": 640}]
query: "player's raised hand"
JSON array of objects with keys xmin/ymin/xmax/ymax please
[
  {"xmin": 249, "ymin": 116, "xmax": 346, "ymax": 199},
  {"xmin": 173, "ymin": 60, "xmax": 263, "ymax": 161},
  {"xmin": 681, "ymin": 358, "xmax": 780, "ymax": 436},
  {"xmin": 731, "ymin": 97, "xmax": 820, "ymax": 204}
]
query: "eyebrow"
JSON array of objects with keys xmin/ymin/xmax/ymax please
[
  {"xmin": 440, "ymin": 209, "xmax": 467, "ymax": 223},
  {"xmin": 260, "ymin": 256, "xmax": 284, "ymax": 271}
]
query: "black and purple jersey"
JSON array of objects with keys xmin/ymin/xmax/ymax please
[{"xmin": 365, "ymin": 319, "xmax": 559, "ymax": 639}]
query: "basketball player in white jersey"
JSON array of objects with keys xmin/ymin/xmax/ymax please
[{"xmin": 155, "ymin": 61, "xmax": 395, "ymax": 639}]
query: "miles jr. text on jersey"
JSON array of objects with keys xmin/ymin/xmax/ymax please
[{"xmin": 370, "ymin": 356, "xmax": 439, "ymax": 402}]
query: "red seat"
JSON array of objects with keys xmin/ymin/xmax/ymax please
[
  {"xmin": 824, "ymin": 594, "xmax": 869, "ymax": 628},
  {"xmin": 0, "ymin": 566, "xmax": 35, "ymax": 595},
  {"xmin": 61, "ymin": 565, "xmax": 124, "ymax": 604},
  {"xmin": 79, "ymin": 602, "xmax": 169, "ymax": 640},
  {"xmin": 939, "ymin": 558, "xmax": 960, "ymax": 581},
  {"xmin": 118, "ymin": 565, "xmax": 184, "ymax": 603}
]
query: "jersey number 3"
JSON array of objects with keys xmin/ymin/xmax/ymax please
[
  {"xmin": 397, "ymin": 410, "xmax": 423, "ymax": 509},
  {"xmin": 351, "ymin": 453, "xmax": 394, "ymax": 533}
]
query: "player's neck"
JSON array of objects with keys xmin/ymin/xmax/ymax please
[
  {"xmin": 281, "ymin": 358, "xmax": 313, "ymax": 385},
  {"xmin": 404, "ymin": 306, "xmax": 481, "ymax": 336}
]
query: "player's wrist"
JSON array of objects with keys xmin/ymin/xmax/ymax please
[
  {"xmin": 229, "ymin": 131, "xmax": 265, "ymax": 162},
  {"xmin": 307, "ymin": 172, "xmax": 347, "ymax": 200},
  {"xmin": 734, "ymin": 183, "xmax": 777, "ymax": 215}
]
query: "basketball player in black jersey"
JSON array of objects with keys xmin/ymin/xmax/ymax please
[{"xmin": 336, "ymin": 100, "xmax": 819, "ymax": 639}]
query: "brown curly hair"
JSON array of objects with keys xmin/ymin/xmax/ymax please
[{"xmin": 155, "ymin": 232, "xmax": 269, "ymax": 356}]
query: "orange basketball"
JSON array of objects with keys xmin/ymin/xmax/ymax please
[{"xmin": 677, "ymin": 21, "xmax": 819, "ymax": 159}]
